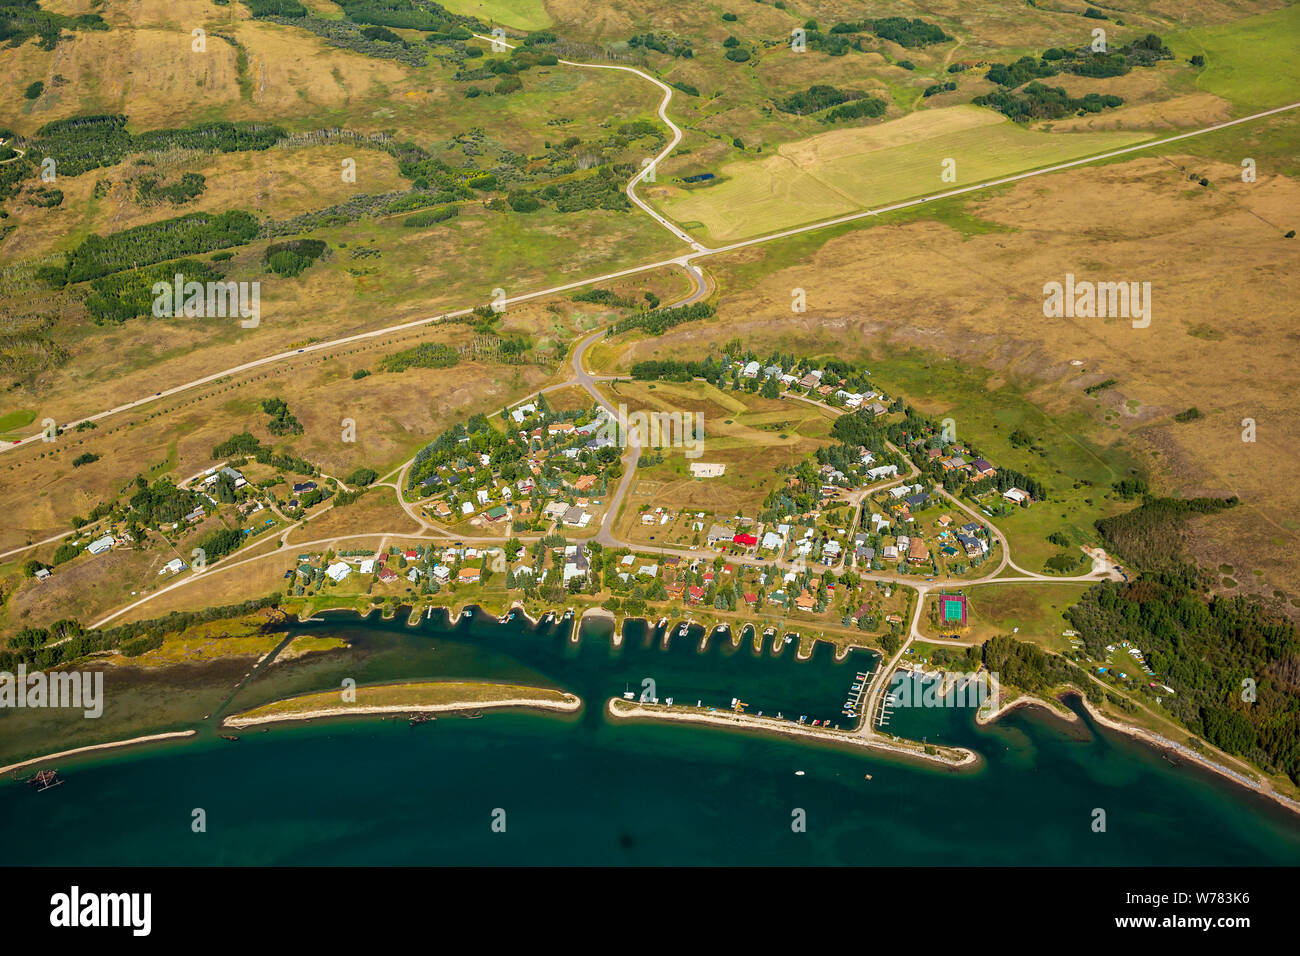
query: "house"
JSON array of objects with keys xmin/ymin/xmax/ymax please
[
  {"xmin": 706, "ymin": 524, "xmax": 733, "ymax": 546},
  {"xmin": 476, "ymin": 488, "xmax": 491, "ymax": 506},
  {"xmin": 433, "ymin": 501, "xmax": 453, "ymax": 518},
  {"xmin": 866, "ymin": 464, "xmax": 898, "ymax": 480},
  {"xmin": 378, "ymin": 567, "xmax": 398, "ymax": 583},
  {"xmin": 34, "ymin": 567, "xmax": 51, "ymax": 581},
  {"xmin": 292, "ymin": 480, "xmax": 316, "ymax": 494},
  {"xmin": 561, "ymin": 506, "xmax": 591, "ymax": 528},
  {"xmin": 325, "ymin": 561, "xmax": 352, "ymax": 583},
  {"xmin": 510, "ymin": 403, "xmax": 536, "ymax": 424},
  {"xmin": 763, "ymin": 365, "xmax": 783, "ymax": 379},
  {"xmin": 572, "ymin": 474, "xmax": 597, "ymax": 493},
  {"xmin": 741, "ymin": 360, "xmax": 760, "ymax": 378},
  {"xmin": 687, "ymin": 585, "xmax": 705, "ymax": 604},
  {"xmin": 971, "ymin": 458, "xmax": 996, "ymax": 478},
  {"xmin": 908, "ymin": 538, "xmax": 929, "ymax": 565},
  {"xmin": 485, "ymin": 505, "xmax": 508, "ymax": 522},
  {"xmin": 1003, "ymin": 487, "xmax": 1029, "ymax": 504},
  {"xmin": 882, "ymin": 545, "xmax": 899, "ymax": 561},
  {"xmin": 760, "ymin": 530, "xmax": 784, "ymax": 551},
  {"xmin": 157, "ymin": 557, "xmax": 187, "ymax": 576},
  {"xmin": 958, "ymin": 533, "xmax": 988, "ymax": 557},
  {"xmin": 360, "ymin": 558, "xmax": 376, "ymax": 574},
  {"xmin": 690, "ymin": 462, "xmax": 726, "ymax": 478},
  {"xmin": 542, "ymin": 501, "xmax": 569, "ymax": 520},
  {"xmin": 431, "ymin": 565, "xmax": 451, "ymax": 584},
  {"xmin": 458, "ymin": 566, "xmax": 481, "ymax": 584},
  {"xmin": 743, "ymin": 592, "xmax": 758, "ymax": 607},
  {"xmin": 563, "ymin": 546, "xmax": 589, "ymax": 584},
  {"xmin": 904, "ymin": 491, "xmax": 930, "ymax": 509},
  {"xmin": 797, "ymin": 372, "xmax": 820, "ymax": 389},
  {"xmin": 547, "ymin": 422, "xmax": 575, "ymax": 436},
  {"xmin": 867, "ymin": 402, "xmax": 888, "ymax": 417},
  {"xmin": 941, "ymin": 456, "xmax": 967, "ymax": 472},
  {"xmin": 937, "ymin": 514, "xmax": 953, "ymax": 528},
  {"xmin": 794, "ymin": 589, "xmax": 816, "ymax": 612},
  {"xmin": 461, "ymin": 501, "xmax": 475, "ymax": 516},
  {"xmin": 733, "ymin": 532, "xmax": 758, "ymax": 548},
  {"xmin": 87, "ymin": 535, "xmax": 115, "ymax": 556},
  {"xmin": 407, "ymin": 568, "xmax": 421, "ymax": 583}
]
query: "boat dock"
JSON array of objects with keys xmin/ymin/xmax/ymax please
[{"xmin": 842, "ymin": 670, "xmax": 871, "ymax": 720}]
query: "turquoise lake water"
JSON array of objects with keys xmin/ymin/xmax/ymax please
[{"xmin": 3, "ymin": 609, "xmax": 1299, "ymax": 865}]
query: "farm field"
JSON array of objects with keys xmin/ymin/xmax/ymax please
[
  {"xmin": 1171, "ymin": 3, "xmax": 1300, "ymax": 111},
  {"xmin": 653, "ymin": 106, "xmax": 1153, "ymax": 243},
  {"xmin": 438, "ymin": 0, "xmax": 553, "ymax": 31}
]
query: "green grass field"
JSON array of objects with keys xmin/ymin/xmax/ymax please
[
  {"xmin": 655, "ymin": 106, "xmax": 1152, "ymax": 243},
  {"xmin": 0, "ymin": 409, "xmax": 36, "ymax": 434},
  {"xmin": 1171, "ymin": 4, "xmax": 1300, "ymax": 112},
  {"xmin": 941, "ymin": 581, "xmax": 1092, "ymax": 651},
  {"xmin": 438, "ymin": 0, "xmax": 553, "ymax": 31}
]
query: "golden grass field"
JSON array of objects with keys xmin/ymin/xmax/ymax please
[
  {"xmin": 654, "ymin": 106, "xmax": 1154, "ymax": 243},
  {"xmin": 600, "ymin": 378, "xmax": 836, "ymax": 539}
]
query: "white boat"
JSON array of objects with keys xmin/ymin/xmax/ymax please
[{"xmin": 795, "ymin": 770, "xmax": 805, "ymax": 776}]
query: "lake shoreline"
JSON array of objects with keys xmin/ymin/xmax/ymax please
[
  {"xmin": 0, "ymin": 730, "xmax": 198, "ymax": 776},
  {"xmin": 978, "ymin": 689, "xmax": 1300, "ymax": 818},
  {"xmin": 607, "ymin": 697, "xmax": 977, "ymax": 768},
  {"xmin": 224, "ymin": 691, "xmax": 583, "ymax": 728}
]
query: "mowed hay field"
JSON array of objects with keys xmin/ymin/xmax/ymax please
[
  {"xmin": 619, "ymin": 146, "xmax": 1300, "ymax": 616},
  {"xmin": 1173, "ymin": 3, "xmax": 1300, "ymax": 112},
  {"xmin": 437, "ymin": 0, "xmax": 553, "ymax": 31},
  {"xmin": 654, "ymin": 107, "xmax": 1152, "ymax": 243}
]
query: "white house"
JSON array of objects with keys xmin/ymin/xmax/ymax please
[{"xmin": 325, "ymin": 561, "xmax": 352, "ymax": 583}]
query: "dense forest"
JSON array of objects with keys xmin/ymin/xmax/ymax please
[
  {"xmin": 1068, "ymin": 569, "xmax": 1300, "ymax": 784},
  {"xmin": 1095, "ymin": 495, "xmax": 1239, "ymax": 570}
]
